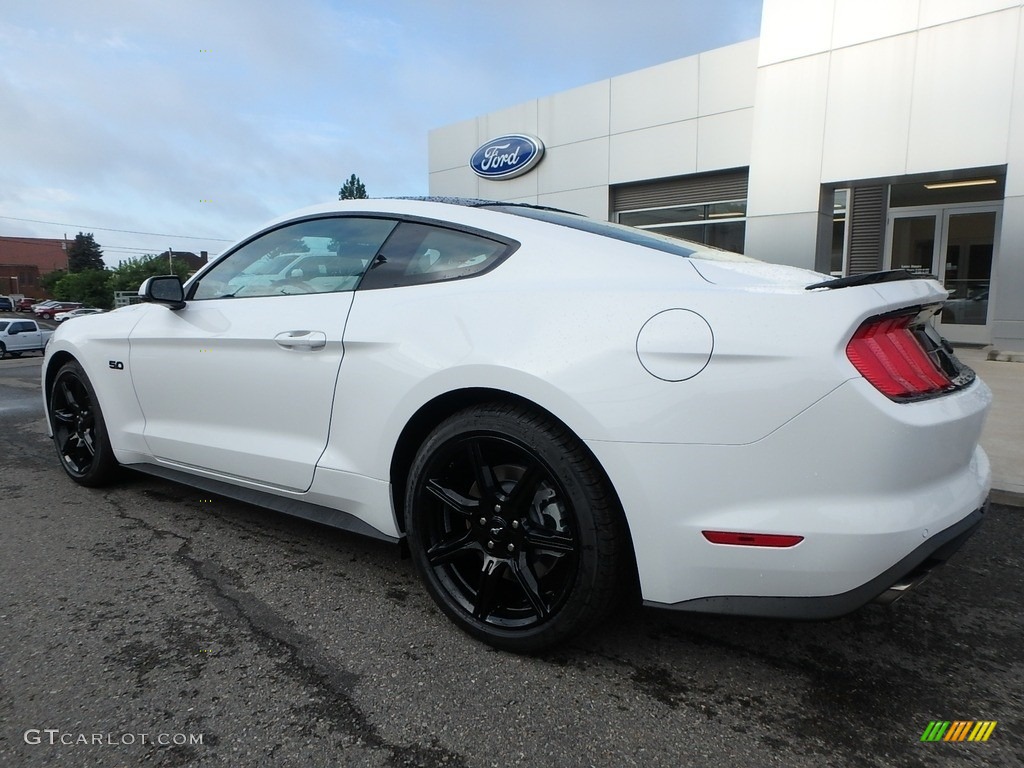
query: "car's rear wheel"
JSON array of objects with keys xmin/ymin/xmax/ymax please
[
  {"xmin": 406, "ymin": 403, "xmax": 627, "ymax": 653},
  {"xmin": 49, "ymin": 360, "xmax": 118, "ymax": 486}
]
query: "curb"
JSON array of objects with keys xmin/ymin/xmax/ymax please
[{"xmin": 991, "ymin": 489, "xmax": 1024, "ymax": 509}]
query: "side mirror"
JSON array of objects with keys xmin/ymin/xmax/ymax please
[{"xmin": 139, "ymin": 276, "xmax": 186, "ymax": 310}]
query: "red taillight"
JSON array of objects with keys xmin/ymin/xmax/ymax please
[
  {"xmin": 846, "ymin": 314, "xmax": 951, "ymax": 399},
  {"xmin": 702, "ymin": 531, "xmax": 804, "ymax": 547}
]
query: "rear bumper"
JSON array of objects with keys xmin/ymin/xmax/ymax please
[
  {"xmin": 645, "ymin": 503, "xmax": 986, "ymax": 618},
  {"xmin": 588, "ymin": 376, "xmax": 992, "ymax": 609}
]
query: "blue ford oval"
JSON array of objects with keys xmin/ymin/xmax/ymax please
[{"xmin": 470, "ymin": 134, "xmax": 544, "ymax": 179}]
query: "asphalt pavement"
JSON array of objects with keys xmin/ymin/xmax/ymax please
[{"xmin": 1, "ymin": 354, "xmax": 1022, "ymax": 768}]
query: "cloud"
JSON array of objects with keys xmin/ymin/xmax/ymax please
[{"xmin": 0, "ymin": 0, "xmax": 761, "ymax": 260}]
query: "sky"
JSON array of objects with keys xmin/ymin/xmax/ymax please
[{"xmin": 0, "ymin": 0, "xmax": 762, "ymax": 264}]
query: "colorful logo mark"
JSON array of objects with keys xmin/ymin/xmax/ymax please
[{"xmin": 920, "ymin": 721, "xmax": 997, "ymax": 742}]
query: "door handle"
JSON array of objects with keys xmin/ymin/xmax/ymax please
[{"xmin": 274, "ymin": 330, "xmax": 327, "ymax": 350}]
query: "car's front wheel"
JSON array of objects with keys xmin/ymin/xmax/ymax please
[
  {"xmin": 406, "ymin": 403, "xmax": 628, "ymax": 653},
  {"xmin": 49, "ymin": 360, "xmax": 118, "ymax": 486}
]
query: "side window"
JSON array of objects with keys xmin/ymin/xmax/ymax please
[
  {"xmin": 358, "ymin": 222, "xmax": 515, "ymax": 290},
  {"xmin": 190, "ymin": 217, "xmax": 398, "ymax": 300},
  {"xmin": 11, "ymin": 322, "xmax": 33, "ymax": 333}
]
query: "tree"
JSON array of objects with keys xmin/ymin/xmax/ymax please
[
  {"xmin": 41, "ymin": 269, "xmax": 67, "ymax": 296},
  {"xmin": 66, "ymin": 232, "xmax": 106, "ymax": 272},
  {"xmin": 107, "ymin": 254, "xmax": 192, "ymax": 295},
  {"xmin": 338, "ymin": 174, "xmax": 368, "ymax": 200},
  {"xmin": 53, "ymin": 269, "xmax": 114, "ymax": 309}
]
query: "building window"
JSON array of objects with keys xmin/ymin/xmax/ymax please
[
  {"xmin": 616, "ymin": 198, "xmax": 746, "ymax": 252},
  {"xmin": 611, "ymin": 169, "xmax": 749, "ymax": 252},
  {"xmin": 831, "ymin": 189, "xmax": 849, "ymax": 276}
]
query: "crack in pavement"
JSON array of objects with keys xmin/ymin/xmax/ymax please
[{"xmin": 106, "ymin": 490, "xmax": 468, "ymax": 767}]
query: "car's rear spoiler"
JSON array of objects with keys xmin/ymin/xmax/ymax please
[{"xmin": 805, "ymin": 269, "xmax": 934, "ymax": 291}]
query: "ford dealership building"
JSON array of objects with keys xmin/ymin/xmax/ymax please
[{"xmin": 428, "ymin": 0, "xmax": 1024, "ymax": 351}]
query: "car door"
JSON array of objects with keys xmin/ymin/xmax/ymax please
[
  {"xmin": 128, "ymin": 215, "xmax": 398, "ymax": 492},
  {"xmin": 8, "ymin": 320, "xmax": 41, "ymax": 351}
]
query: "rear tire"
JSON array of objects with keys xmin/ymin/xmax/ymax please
[
  {"xmin": 406, "ymin": 402, "xmax": 627, "ymax": 653},
  {"xmin": 49, "ymin": 360, "xmax": 118, "ymax": 486}
]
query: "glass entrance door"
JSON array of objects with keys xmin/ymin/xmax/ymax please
[
  {"xmin": 886, "ymin": 206, "xmax": 999, "ymax": 344},
  {"xmin": 939, "ymin": 210, "xmax": 996, "ymax": 336}
]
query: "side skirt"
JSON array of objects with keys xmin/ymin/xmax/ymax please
[{"xmin": 132, "ymin": 462, "xmax": 400, "ymax": 544}]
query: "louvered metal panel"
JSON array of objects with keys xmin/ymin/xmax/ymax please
[
  {"xmin": 847, "ymin": 185, "xmax": 885, "ymax": 275},
  {"xmin": 612, "ymin": 170, "xmax": 749, "ymax": 212}
]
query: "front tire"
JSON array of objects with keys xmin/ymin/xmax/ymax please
[
  {"xmin": 406, "ymin": 403, "xmax": 627, "ymax": 653},
  {"xmin": 49, "ymin": 360, "xmax": 118, "ymax": 486}
]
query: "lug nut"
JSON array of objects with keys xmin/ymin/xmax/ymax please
[
  {"xmin": 512, "ymin": 520, "xmax": 519, "ymax": 529},
  {"xmin": 487, "ymin": 541, "xmax": 495, "ymax": 550},
  {"xmin": 479, "ymin": 517, "xmax": 487, "ymax": 526},
  {"xmin": 507, "ymin": 543, "xmax": 515, "ymax": 552},
  {"xmin": 494, "ymin": 504, "xmax": 502, "ymax": 513}
]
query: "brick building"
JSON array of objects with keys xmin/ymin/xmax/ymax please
[{"xmin": 0, "ymin": 236, "xmax": 67, "ymax": 298}]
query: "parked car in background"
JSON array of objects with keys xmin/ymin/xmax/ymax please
[
  {"xmin": 15, "ymin": 298, "xmax": 38, "ymax": 312},
  {"xmin": 0, "ymin": 297, "xmax": 14, "ymax": 312},
  {"xmin": 0, "ymin": 318, "xmax": 54, "ymax": 358},
  {"xmin": 31, "ymin": 300, "xmax": 62, "ymax": 314},
  {"xmin": 942, "ymin": 289, "xmax": 990, "ymax": 326},
  {"xmin": 41, "ymin": 197, "xmax": 991, "ymax": 652},
  {"xmin": 34, "ymin": 302, "xmax": 83, "ymax": 320},
  {"xmin": 54, "ymin": 308, "xmax": 105, "ymax": 323}
]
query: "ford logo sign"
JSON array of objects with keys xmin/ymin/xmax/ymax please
[{"xmin": 470, "ymin": 134, "xmax": 545, "ymax": 180}]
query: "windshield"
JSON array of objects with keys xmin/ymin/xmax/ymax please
[{"xmin": 485, "ymin": 203, "xmax": 759, "ymax": 263}]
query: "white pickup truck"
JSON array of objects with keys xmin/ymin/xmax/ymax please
[{"xmin": 0, "ymin": 318, "xmax": 54, "ymax": 358}]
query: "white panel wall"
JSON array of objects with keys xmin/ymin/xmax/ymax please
[
  {"xmin": 906, "ymin": 10, "xmax": 1018, "ymax": 173},
  {"xmin": 609, "ymin": 122, "xmax": 698, "ymax": 184},
  {"xmin": 696, "ymin": 110, "xmax": 754, "ymax": 172},
  {"xmin": 484, "ymin": 102, "xmax": 539, "ymax": 143},
  {"xmin": 994, "ymin": 198, "xmax": 1024, "ymax": 345},
  {"xmin": 538, "ymin": 138, "xmax": 610, "ymax": 194},
  {"xmin": 821, "ymin": 34, "xmax": 917, "ymax": 181},
  {"xmin": 536, "ymin": 187, "xmax": 609, "ymax": 219},
  {"xmin": 428, "ymin": 120, "xmax": 479, "ymax": 175},
  {"xmin": 994, "ymin": 8, "xmax": 1024, "ymax": 344},
  {"xmin": 428, "ymin": 165, "xmax": 479, "ymax": 198},
  {"xmin": 538, "ymin": 81, "xmax": 609, "ymax": 146},
  {"xmin": 757, "ymin": 0, "xmax": 835, "ymax": 65},
  {"xmin": 1007, "ymin": 6, "xmax": 1024, "ymax": 201},
  {"xmin": 831, "ymin": 0, "xmax": 920, "ymax": 49},
  {"xmin": 743, "ymin": 213, "xmax": 825, "ymax": 267},
  {"xmin": 919, "ymin": 0, "xmax": 1021, "ymax": 28},
  {"xmin": 698, "ymin": 39, "xmax": 759, "ymax": 115},
  {"xmin": 478, "ymin": 166, "xmax": 539, "ymax": 201},
  {"xmin": 609, "ymin": 57, "xmax": 699, "ymax": 134},
  {"xmin": 746, "ymin": 54, "xmax": 830, "ymax": 217}
]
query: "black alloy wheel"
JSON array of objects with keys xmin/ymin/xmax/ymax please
[
  {"xmin": 49, "ymin": 360, "xmax": 118, "ymax": 486},
  {"xmin": 406, "ymin": 403, "xmax": 627, "ymax": 652}
]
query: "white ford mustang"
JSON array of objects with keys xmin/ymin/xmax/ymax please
[{"xmin": 42, "ymin": 198, "xmax": 991, "ymax": 652}]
